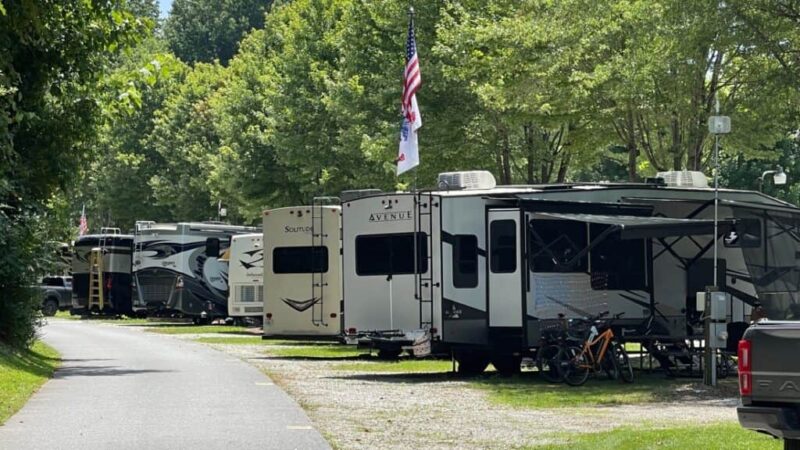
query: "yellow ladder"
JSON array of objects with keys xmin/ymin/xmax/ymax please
[{"xmin": 88, "ymin": 248, "xmax": 105, "ymax": 311}]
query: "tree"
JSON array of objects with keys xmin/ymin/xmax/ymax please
[
  {"xmin": 0, "ymin": 0, "xmax": 149, "ymax": 347},
  {"xmin": 163, "ymin": 0, "xmax": 272, "ymax": 65}
]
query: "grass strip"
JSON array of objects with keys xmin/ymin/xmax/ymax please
[
  {"xmin": 472, "ymin": 373, "xmax": 700, "ymax": 408},
  {"xmin": 333, "ymin": 359, "xmax": 453, "ymax": 373},
  {"xmin": 531, "ymin": 422, "xmax": 779, "ymax": 449},
  {"xmin": 0, "ymin": 341, "xmax": 61, "ymax": 424},
  {"xmin": 142, "ymin": 325, "xmax": 255, "ymax": 335}
]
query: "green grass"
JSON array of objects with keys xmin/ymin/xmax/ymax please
[
  {"xmin": 268, "ymin": 345, "xmax": 367, "ymax": 359},
  {"xmin": 333, "ymin": 359, "xmax": 453, "ymax": 373},
  {"xmin": 52, "ymin": 310, "xmax": 150, "ymax": 324},
  {"xmin": 471, "ymin": 373, "xmax": 692, "ymax": 408},
  {"xmin": 195, "ymin": 336, "xmax": 337, "ymax": 346},
  {"xmin": 0, "ymin": 341, "xmax": 61, "ymax": 424},
  {"xmin": 532, "ymin": 423, "xmax": 779, "ymax": 449},
  {"xmin": 142, "ymin": 325, "xmax": 255, "ymax": 335}
]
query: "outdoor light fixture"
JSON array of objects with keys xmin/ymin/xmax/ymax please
[{"xmin": 758, "ymin": 166, "xmax": 787, "ymax": 192}]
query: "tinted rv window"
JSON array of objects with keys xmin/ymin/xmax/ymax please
[
  {"xmin": 206, "ymin": 238, "xmax": 220, "ymax": 258},
  {"xmin": 724, "ymin": 218, "xmax": 761, "ymax": 248},
  {"xmin": 490, "ymin": 220, "xmax": 517, "ymax": 273},
  {"xmin": 589, "ymin": 225, "xmax": 646, "ymax": 290},
  {"xmin": 355, "ymin": 233, "xmax": 427, "ymax": 276},
  {"xmin": 273, "ymin": 247, "xmax": 329, "ymax": 274},
  {"xmin": 453, "ymin": 235, "xmax": 478, "ymax": 288},
  {"xmin": 529, "ymin": 220, "xmax": 587, "ymax": 272}
]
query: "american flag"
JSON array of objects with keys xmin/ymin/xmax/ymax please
[
  {"xmin": 402, "ymin": 13, "xmax": 422, "ymax": 129},
  {"xmin": 397, "ymin": 10, "xmax": 422, "ymax": 176},
  {"xmin": 78, "ymin": 205, "xmax": 88, "ymax": 236}
]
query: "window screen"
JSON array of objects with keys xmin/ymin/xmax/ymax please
[
  {"xmin": 356, "ymin": 233, "xmax": 427, "ymax": 276},
  {"xmin": 273, "ymin": 246, "xmax": 329, "ymax": 274},
  {"xmin": 724, "ymin": 218, "xmax": 761, "ymax": 248},
  {"xmin": 529, "ymin": 220, "xmax": 587, "ymax": 272},
  {"xmin": 490, "ymin": 220, "xmax": 517, "ymax": 273},
  {"xmin": 589, "ymin": 224, "xmax": 646, "ymax": 290},
  {"xmin": 453, "ymin": 235, "xmax": 478, "ymax": 288}
]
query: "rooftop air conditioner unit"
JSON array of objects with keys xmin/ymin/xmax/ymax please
[
  {"xmin": 655, "ymin": 170, "xmax": 709, "ymax": 188},
  {"xmin": 437, "ymin": 170, "xmax": 497, "ymax": 190}
]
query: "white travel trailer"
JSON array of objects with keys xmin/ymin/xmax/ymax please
[
  {"xmin": 342, "ymin": 170, "xmax": 800, "ymax": 372},
  {"xmin": 227, "ymin": 233, "xmax": 264, "ymax": 319},
  {"xmin": 132, "ymin": 222, "xmax": 258, "ymax": 321},
  {"xmin": 71, "ymin": 230, "xmax": 134, "ymax": 315},
  {"xmin": 262, "ymin": 203, "xmax": 342, "ymax": 338}
]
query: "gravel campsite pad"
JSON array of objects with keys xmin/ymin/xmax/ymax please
[{"xmin": 150, "ymin": 329, "xmax": 740, "ymax": 450}]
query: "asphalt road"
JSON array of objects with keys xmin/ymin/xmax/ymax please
[{"xmin": 0, "ymin": 320, "xmax": 330, "ymax": 450}]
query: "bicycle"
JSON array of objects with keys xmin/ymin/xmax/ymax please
[
  {"xmin": 535, "ymin": 318, "xmax": 575, "ymax": 383},
  {"xmin": 562, "ymin": 312, "xmax": 635, "ymax": 386}
]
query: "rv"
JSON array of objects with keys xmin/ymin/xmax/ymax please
[
  {"xmin": 132, "ymin": 222, "xmax": 258, "ymax": 321},
  {"xmin": 262, "ymin": 204, "xmax": 342, "ymax": 338},
  {"xmin": 227, "ymin": 233, "xmax": 264, "ymax": 320},
  {"xmin": 71, "ymin": 230, "xmax": 134, "ymax": 315},
  {"xmin": 342, "ymin": 170, "xmax": 800, "ymax": 372}
]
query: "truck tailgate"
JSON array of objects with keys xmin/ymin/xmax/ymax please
[{"xmin": 750, "ymin": 323, "xmax": 800, "ymax": 404}]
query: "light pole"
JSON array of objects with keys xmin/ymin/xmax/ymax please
[
  {"xmin": 705, "ymin": 95, "xmax": 730, "ymax": 387},
  {"xmin": 757, "ymin": 166, "xmax": 787, "ymax": 192}
]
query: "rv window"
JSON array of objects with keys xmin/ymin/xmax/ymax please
[
  {"xmin": 355, "ymin": 233, "xmax": 428, "ymax": 276},
  {"xmin": 724, "ymin": 218, "xmax": 761, "ymax": 248},
  {"xmin": 273, "ymin": 247, "xmax": 329, "ymax": 274},
  {"xmin": 206, "ymin": 238, "xmax": 220, "ymax": 258},
  {"xmin": 529, "ymin": 220, "xmax": 587, "ymax": 273},
  {"xmin": 589, "ymin": 224, "xmax": 646, "ymax": 290},
  {"xmin": 453, "ymin": 235, "xmax": 479, "ymax": 288},
  {"xmin": 490, "ymin": 220, "xmax": 517, "ymax": 273}
]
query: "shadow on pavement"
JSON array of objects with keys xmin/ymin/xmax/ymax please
[{"xmin": 54, "ymin": 365, "xmax": 174, "ymax": 378}]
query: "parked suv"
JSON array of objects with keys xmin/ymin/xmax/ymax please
[{"xmin": 39, "ymin": 276, "xmax": 72, "ymax": 316}]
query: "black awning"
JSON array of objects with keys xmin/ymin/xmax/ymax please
[{"xmin": 533, "ymin": 213, "xmax": 735, "ymax": 240}]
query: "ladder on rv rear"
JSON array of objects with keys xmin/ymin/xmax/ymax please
[
  {"xmin": 414, "ymin": 191, "xmax": 436, "ymax": 331},
  {"xmin": 88, "ymin": 248, "xmax": 105, "ymax": 311},
  {"xmin": 310, "ymin": 197, "xmax": 340, "ymax": 327}
]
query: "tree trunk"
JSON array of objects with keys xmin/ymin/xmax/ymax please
[{"xmin": 625, "ymin": 106, "xmax": 638, "ymax": 181}]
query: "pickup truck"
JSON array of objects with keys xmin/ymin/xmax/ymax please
[
  {"xmin": 738, "ymin": 321, "xmax": 800, "ymax": 450},
  {"xmin": 39, "ymin": 276, "xmax": 72, "ymax": 317}
]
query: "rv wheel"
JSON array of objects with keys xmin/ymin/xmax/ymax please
[
  {"xmin": 491, "ymin": 355, "xmax": 522, "ymax": 376},
  {"xmin": 377, "ymin": 348, "xmax": 402, "ymax": 360},
  {"xmin": 455, "ymin": 353, "xmax": 490, "ymax": 375}
]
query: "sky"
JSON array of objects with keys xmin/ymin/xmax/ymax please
[{"xmin": 158, "ymin": 0, "xmax": 173, "ymax": 18}]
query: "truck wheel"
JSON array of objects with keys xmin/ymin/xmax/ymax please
[
  {"xmin": 785, "ymin": 439, "xmax": 800, "ymax": 450},
  {"xmin": 42, "ymin": 299, "xmax": 58, "ymax": 317},
  {"xmin": 455, "ymin": 353, "xmax": 490, "ymax": 376}
]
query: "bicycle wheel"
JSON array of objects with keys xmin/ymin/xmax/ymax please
[
  {"xmin": 563, "ymin": 346, "xmax": 590, "ymax": 386},
  {"xmin": 613, "ymin": 342, "xmax": 634, "ymax": 383},
  {"xmin": 601, "ymin": 345, "xmax": 618, "ymax": 380},
  {"xmin": 536, "ymin": 344, "xmax": 565, "ymax": 383}
]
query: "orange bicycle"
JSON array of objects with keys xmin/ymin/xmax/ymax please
[{"xmin": 563, "ymin": 311, "xmax": 634, "ymax": 386}]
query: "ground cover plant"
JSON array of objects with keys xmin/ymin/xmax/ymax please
[
  {"xmin": 533, "ymin": 422, "xmax": 779, "ymax": 449},
  {"xmin": 0, "ymin": 341, "xmax": 60, "ymax": 424},
  {"xmin": 141, "ymin": 324, "xmax": 256, "ymax": 335}
]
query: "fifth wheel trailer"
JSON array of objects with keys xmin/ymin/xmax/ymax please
[
  {"xmin": 71, "ymin": 231, "xmax": 134, "ymax": 316},
  {"xmin": 227, "ymin": 233, "xmax": 264, "ymax": 319},
  {"xmin": 342, "ymin": 170, "xmax": 800, "ymax": 372},
  {"xmin": 132, "ymin": 221, "xmax": 258, "ymax": 321},
  {"xmin": 262, "ymin": 204, "xmax": 342, "ymax": 338}
]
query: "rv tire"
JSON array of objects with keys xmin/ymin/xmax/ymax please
[
  {"xmin": 377, "ymin": 348, "xmax": 402, "ymax": 360},
  {"xmin": 455, "ymin": 353, "xmax": 489, "ymax": 376},
  {"xmin": 491, "ymin": 354, "xmax": 522, "ymax": 376}
]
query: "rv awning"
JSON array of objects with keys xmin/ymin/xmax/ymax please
[{"xmin": 533, "ymin": 213, "xmax": 735, "ymax": 240}]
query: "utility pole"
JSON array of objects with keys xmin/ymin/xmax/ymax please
[{"xmin": 705, "ymin": 92, "xmax": 730, "ymax": 387}]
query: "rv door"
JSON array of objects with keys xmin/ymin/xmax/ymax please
[{"xmin": 487, "ymin": 209, "xmax": 523, "ymax": 328}]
